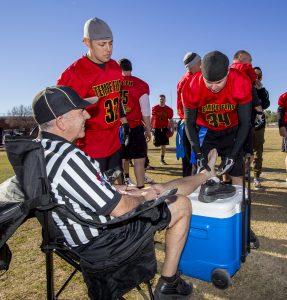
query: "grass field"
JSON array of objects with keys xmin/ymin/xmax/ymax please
[{"xmin": 0, "ymin": 128, "xmax": 287, "ymax": 300}]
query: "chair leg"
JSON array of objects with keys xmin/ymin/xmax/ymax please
[
  {"xmin": 55, "ymin": 268, "xmax": 78, "ymax": 298},
  {"xmin": 46, "ymin": 251, "xmax": 55, "ymax": 300},
  {"xmin": 146, "ymin": 281, "xmax": 154, "ymax": 300},
  {"xmin": 135, "ymin": 281, "xmax": 154, "ymax": 300}
]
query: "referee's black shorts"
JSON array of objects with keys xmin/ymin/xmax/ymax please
[
  {"xmin": 153, "ymin": 128, "xmax": 169, "ymax": 147},
  {"xmin": 122, "ymin": 125, "xmax": 147, "ymax": 159},
  {"xmin": 201, "ymin": 126, "xmax": 244, "ymax": 177},
  {"xmin": 75, "ymin": 201, "xmax": 171, "ymax": 300}
]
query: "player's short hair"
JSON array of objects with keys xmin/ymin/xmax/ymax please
[
  {"xmin": 159, "ymin": 94, "xmax": 166, "ymax": 99},
  {"xmin": 233, "ymin": 50, "xmax": 251, "ymax": 60},
  {"xmin": 254, "ymin": 66, "xmax": 262, "ymax": 71},
  {"xmin": 118, "ymin": 58, "xmax": 132, "ymax": 71}
]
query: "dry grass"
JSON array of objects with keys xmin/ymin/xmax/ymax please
[{"xmin": 0, "ymin": 128, "xmax": 287, "ymax": 299}]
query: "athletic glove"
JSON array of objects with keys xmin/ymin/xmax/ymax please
[
  {"xmin": 103, "ymin": 167, "xmax": 122, "ymax": 184},
  {"xmin": 122, "ymin": 123, "xmax": 130, "ymax": 146},
  {"xmin": 196, "ymin": 153, "xmax": 211, "ymax": 172},
  {"xmin": 254, "ymin": 112, "xmax": 265, "ymax": 129},
  {"xmin": 217, "ymin": 157, "xmax": 235, "ymax": 176}
]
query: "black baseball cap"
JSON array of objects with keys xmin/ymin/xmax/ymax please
[
  {"xmin": 201, "ymin": 51, "xmax": 229, "ymax": 81},
  {"xmin": 32, "ymin": 86, "xmax": 92, "ymax": 125}
]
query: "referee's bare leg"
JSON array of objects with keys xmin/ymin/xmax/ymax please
[
  {"xmin": 159, "ymin": 149, "xmax": 217, "ymax": 276},
  {"xmin": 161, "ymin": 194, "xmax": 191, "ymax": 276}
]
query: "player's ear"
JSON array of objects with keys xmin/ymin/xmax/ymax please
[{"xmin": 83, "ymin": 37, "xmax": 91, "ymax": 48}]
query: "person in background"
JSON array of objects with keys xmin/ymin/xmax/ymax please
[
  {"xmin": 176, "ymin": 52, "xmax": 201, "ymax": 177},
  {"xmin": 118, "ymin": 58, "xmax": 153, "ymax": 188},
  {"xmin": 57, "ymin": 17, "xmax": 128, "ymax": 179},
  {"xmin": 230, "ymin": 50, "xmax": 262, "ymax": 249},
  {"xmin": 151, "ymin": 95, "xmax": 174, "ymax": 165},
  {"xmin": 230, "ymin": 50, "xmax": 262, "ymax": 184},
  {"xmin": 277, "ymin": 92, "xmax": 287, "ymax": 182},
  {"xmin": 252, "ymin": 66, "xmax": 270, "ymax": 188}
]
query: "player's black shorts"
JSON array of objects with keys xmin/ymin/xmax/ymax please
[
  {"xmin": 95, "ymin": 148, "xmax": 122, "ymax": 173},
  {"xmin": 122, "ymin": 125, "xmax": 147, "ymax": 159},
  {"xmin": 153, "ymin": 128, "xmax": 169, "ymax": 147},
  {"xmin": 201, "ymin": 126, "xmax": 244, "ymax": 177}
]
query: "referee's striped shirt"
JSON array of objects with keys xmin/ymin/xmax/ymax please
[{"xmin": 40, "ymin": 132, "xmax": 122, "ymax": 248}]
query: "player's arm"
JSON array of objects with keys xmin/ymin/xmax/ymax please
[
  {"xmin": 257, "ymin": 87, "xmax": 270, "ymax": 110},
  {"xmin": 119, "ymin": 100, "xmax": 127, "ymax": 121},
  {"xmin": 118, "ymin": 100, "xmax": 130, "ymax": 145},
  {"xmin": 277, "ymin": 106, "xmax": 287, "ymax": 137},
  {"xmin": 170, "ymin": 119, "xmax": 175, "ymax": 131},
  {"xmin": 183, "ymin": 106, "xmax": 201, "ymax": 154},
  {"xmin": 230, "ymin": 101, "xmax": 252, "ymax": 157},
  {"xmin": 168, "ymin": 107, "xmax": 174, "ymax": 129},
  {"xmin": 150, "ymin": 110, "xmax": 154, "ymax": 130},
  {"xmin": 252, "ymin": 85, "xmax": 261, "ymax": 109},
  {"xmin": 139, "ymin": 94, "xmax": 152, "ymax": 141}
]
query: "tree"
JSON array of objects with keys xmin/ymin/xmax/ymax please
[
  {"xmin": 7, "ymin": 104, "xmax": 33, "ymax": 117},
  {"xmin": 265, "ymin": 110, "xmax": 277, "ymax": 124},
  {"xmin": 5, "ymin": 105, "xmax": 36, "ymax": 130}
]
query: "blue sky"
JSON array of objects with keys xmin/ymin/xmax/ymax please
[{"xmin": 0, "ymin": 0, "xmax": 286, "ymax": 115}]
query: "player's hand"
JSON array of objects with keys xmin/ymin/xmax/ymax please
[
  {"xmin": 145, "ymin": 131, "xmax": 151, "ymax": 142},
  {"xmin": 217, "ymin": 157, "xmax": 235, "ymax": 176},
  {"xmin": 254, "ymin": 79, "xmax": 263, "ymax": 89},
  {"xmin": 122, "ymin": 123, "xmax": 130, "ymax": 146},
  {"xmin": 197, "ymin": 153, "xmax": 211, "ymax": 172},
  {"xmin": 254, "ymin": 112, "xmax": 265, "ymax": 129}
]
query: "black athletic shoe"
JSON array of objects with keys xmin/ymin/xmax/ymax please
[
  {"xmin": 154, "ymin": 272, "xmax": 193, "ymax": 299},
  {"xmin": 250, "ymin": 229, "xmax": 260, "ymax": 249},
  {"xmin": 198, "ymin": 179, "xmax": 236, "ymax": 203},
  {"xmin": 160, "ymin": 160, "xmax": 167, "ymax": 165}
]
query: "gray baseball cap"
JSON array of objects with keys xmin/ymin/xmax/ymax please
[
  {"xmin": 83, "ymin": 17, "xmax": 113, "ymax": 40},
  {"xmin": 183, "ymin": 52, "xmax": 201, "ymax": 70}
]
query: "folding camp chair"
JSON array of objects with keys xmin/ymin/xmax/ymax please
[
  {"xmin": 3, "ymin": 137, "xmax": 169, "ymax": 299},
  {"xmin": 38, "ymin": 203, "xmax": 155, "ymax": 300}
]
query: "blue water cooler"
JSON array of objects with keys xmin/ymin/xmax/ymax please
[{"xmin": 179, "ymin": 186, "xmax": 250, "ymax": 289}]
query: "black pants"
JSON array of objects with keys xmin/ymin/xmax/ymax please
[{"xmin": 182, "ymin": 126, "xmax": 197, "ymax": 177}]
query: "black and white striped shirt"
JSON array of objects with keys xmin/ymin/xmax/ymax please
[{"xmin": 40, "ymin": 132, "xmax": 122, "ymax": 247}]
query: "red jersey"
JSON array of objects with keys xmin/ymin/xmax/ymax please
[
  {"xmin": 231, "ymin": 63, "xmax": 257, "ymax": 83},
  {"xmin": 182, "ymin": 68, "xmax": 252, "ymax": 131},
  {"xmin": 278, "ymin": 92, "xmax": 287, "ymax": 124},
  {"xmin": 120, "ymin": 75, "xmax": 149, "ymax": 128},
  {"xmin": 152, "ymin": 105, "xmax": 173, "ymax": 128},
  {"xmin": 57, "ymin": 56, "xmax": 123, "ymax": 159},
  {"xmin": 177, "ymin": 72, "xmax": 196, "ymax": 120}
]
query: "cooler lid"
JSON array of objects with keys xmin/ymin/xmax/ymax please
[{"xmin": 188, "ymin": 185, "xmax": 244, "ymax": 218}]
